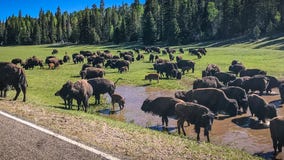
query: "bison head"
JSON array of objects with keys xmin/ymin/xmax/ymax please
[
  {"xmin": 141, "ymin": 98, "xmax": 152, "ymax": 112},
  {"xmin": 55, "ymin": 81, "xmax": 73, "ymax": 99},
  {"xmin": 226, "ymin": 99, "xmax": 239, "ymax": 116},
  {"xmin": 266, "ymin": 104, "xmax": 277, "ymax": 119}
]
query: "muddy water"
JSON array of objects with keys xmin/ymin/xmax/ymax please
[{"xmin": 100, "ymin": 86, "xmax": 284, "ymax": 159}]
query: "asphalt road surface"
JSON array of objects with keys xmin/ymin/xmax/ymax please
[{"xmin": 0, "ymin": 113, "xmax": 111, "ymax": 160}]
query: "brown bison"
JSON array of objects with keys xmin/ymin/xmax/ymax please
[
  {"xmin": 175, "ymin": 102, "xmax": 214, "ymax": 142},
  {"xmin": 0, "ymin": 62, "xmax": 27, "ymax": 102},
  {"xmin": 87, "ymin": 78, "xmax": 121, "ymax": 104},
  {"xmin": 248, "ymin": 94, "xmax": 277, "ymax": 123},
  {"xmin": 269, "ymin": 116, "xmax": 284, "ymax": 155},
  {"xmin": 193, "ymin": 76, "xmax": 224, "ymax": 89},
  {"xmin": 141, "ymin": 97, "xmax": 184, "ymax": 126},
  {"xmin": 80, "ymin": 67, "xmax": 105, "ymax": 79},
  {"xmin": 202, "ymin": 64, "xmax": 220, "ymax": 77},
  {"xmin": 240, "ymin": 69, "xmax": 266, "ymax": 77},
  {"xmin": 185, "ymin": 88, "xmax": 239, "ymax": 116},
  {"xmin": 145, "ymin": 73, "xmax": 159, "ymax": 83},
  {"xmin": 279, "ymin": 83, "xmax": 284, "ymax": 103},
  {"xmin": 55, "ymin": 80, "xmax": 93, "ymax": 112},
  {"xmin": 111, "ymin": 93, "xmax": 125, "ymax": 111},
  {"xmin": 242, "ymin": 75, "xmax": 269, "ymax": 95}
]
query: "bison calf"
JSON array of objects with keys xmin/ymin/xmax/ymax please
[
  {"xmin": 111, "ymin": 93, "xmax": 125, "ymax": 111},
  {"xmin": 145, "ymin": 73, "xmax": 159, "ymax": 83}
]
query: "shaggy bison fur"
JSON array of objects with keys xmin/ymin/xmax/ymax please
[
  {"xmin": 248, "ymin": 94, "xmax": 277, "ymax": 123},
  {"xmin": 0, "ymin": 62, "xmax": 27, "ymax": 102},
  {"xmin": 185, "ymin": 88, "xmax": 239, "ymax": 116},
  {"xmin": 141, "ymin": 97, "xmax": 184, "ymax": 126},
  {"xmin": 220, "ymin": 86, "xmax": 248, "ymax": 113},
  {"xmin": 193, "ymin": 76, "xmax": 224, "ymax": 89},
  {"xmin": 87, "ymin": 78, "xmax": 121, "ymax": 104},
  {"xmin": 55, "ymin": 80, "xmax": 93, "ymax": 112},
  {"xmin": 270, "ymin": 116, "xmax": 284, "ymax": 155},
  {"xmin": 175, "ymin": 102, "xmax": 214, "ymax": 142}
]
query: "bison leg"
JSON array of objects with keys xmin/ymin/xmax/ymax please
[
  {"xmin": 278, "ymin": 141, "xmax": 282, "ymax": 153},
  {"xmin": 82, "ymin": 99, "xmax": 89, "ymax": 112},
  {"xmin": 195, "ymin": 126, "xmax": 201, "ymax": 142},
  {"xmin": 95, "ymin": 94, "xmax": 100, "ymax": 105},
  {"xmin": 21, "ymin": 84, "xmax": 26, "ymax": 102},
  {"xmin": 177, "ymin": 119, "xmax": 186, "ymax": 136},
  {"xmin": 272, "ymin": 139, "xmax": 278, "ymax": 155},
  {"xmin": 204, "ymin": 129, "xmax": 210, "ymax": 143},
  {"xmin": 12, "ymin": 85, "xmax": 21, "ymax": 101},
  {"xmin": 77, "ymin": 100, "xmax": 81, "ymax": 111},
  {"xmin": 162, "ymin": 115, "xmax": 168, "ymax": 126}
]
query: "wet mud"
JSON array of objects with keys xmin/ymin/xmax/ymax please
[{"xmin": 99, "ymin": 86, "xmax": 284, "ymax": 159}]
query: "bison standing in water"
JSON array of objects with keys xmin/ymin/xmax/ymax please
[
  {"xmin": 141, "ymin": 97, "xmax": 184, "ymax": 127},
  {"xmin": 270, "ymin": 116, "xmax": 284, "ymax": 155},
  {"xmin": 87, "ymin": 78, "xmax": 121, "ymax": 104},
  {"xmin": 0, "ymin": 62, "xmax": 27, "ymax": 102},
  {"xmin": 175, "ymin": 102, "xmax": 214, "ymax": 142}
]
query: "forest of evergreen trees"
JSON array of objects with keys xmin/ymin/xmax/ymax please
[{"xmin": 1, "ymin": 0, "xmax": 284, "ymax": 46}]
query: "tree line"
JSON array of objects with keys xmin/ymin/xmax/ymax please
[{"xmin": 0, "ymin": 0, "xmax": 284, "ymax": 46}]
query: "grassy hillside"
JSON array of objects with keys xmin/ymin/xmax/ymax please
[{"xmin": 0, "ymin": 37, "xmax": 283, "ymax": 159}]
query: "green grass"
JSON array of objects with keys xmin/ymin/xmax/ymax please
[{"xmin": 1, "ymin": 37, "xmax": 283, "ymax": 159}]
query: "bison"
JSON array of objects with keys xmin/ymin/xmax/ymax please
[
  {"xmin": 220, "ymin": 86, "xmax": 248, "ymax": 113},
  {"xmin": 0, "ymin": 62, "xmax": 27, "ymax": 102},
  {"xmin": 242, "ymin": 75, "xmax": 269, "ymax": 95},
  {"xmin": 87, "ymin": 78, "xmax": 121, "ymax": 104},
  {"xmin": 145, "ymin": 73, "xmax": 159, "ymax": 83},
  {"xmin": 279, "ymin": 83, "xmax": 284, "ymax": 103},
  {"xmin": 248, "ymin": 94, "xmax": 277, "ymax": 123},
  {"xmin": 269, "ymin": 116, "xmax": 284, "ymax": 155},
  {"xmin": 193, "ymin": 76, "xmax": 224, "ymax": 89},
  {"xmin": 55, "ymin": 80, "xmax": 93, "ymax": 112},
  {"xmin": 80, "ymin": 67, "xmax": 105, "ymax": 79},
  {"xmin": 240, "ymin": 69, "xmax": 267, "ymax": 77},
  {"xmin": 175, "ymin": 102, "xmax": 214, "ymax": 142},
  {"xmin": 111, "ymin": 93, "xmax": 125, "ymax": 111},
  {"xmin": 141, "ymin": 96, "xmax": 184, "ymax": 126},
  {"xmin": 185, "ymin": 88, "xmax": 239, "ymax": 117}
]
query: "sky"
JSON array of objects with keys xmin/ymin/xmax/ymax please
[{"xmin": 0, "ymin": 0, "xmax": 145, "ymax": 21}]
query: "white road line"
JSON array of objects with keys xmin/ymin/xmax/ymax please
[{"xmin": 0, "ymin": 111, "xmax": 120, "ymax": 160}]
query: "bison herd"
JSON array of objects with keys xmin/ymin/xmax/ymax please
[{"xmin": 2, "ymin": 46, "xmax": 284, "ymax": 157}]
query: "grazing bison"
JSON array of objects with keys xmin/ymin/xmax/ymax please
[
  {"xmin": 240, "ymin": 69, "xmax": 267, "ymax": 77},
  {"xmin": 185, "ymin": 88, "xmax": 239, "ymax": 116},
  {"xmin": 228, "ymin": 76, "xmax": 250, "ymax": 88},
  {"xmin": 220, "ymin": 86, "xmax": 248, "ymax": 113},
  {"xmin": 248, "ymin": 94, "xmax": 277, "ymax": 123},
  {"xmin": 229, "ymin": 63, "xmax": 245, "ymax": 76},
  {"xmin": 45, "ymin": 57, "xmax": 63, "ymax": 69},
  {"xmin": 197, "ymin": 48, "xmax": 207, "ymax": 55},
  {"xmin": 214, "ymin": 72, "xmax": 236, "ymax": 85},
  {"xmin": 87, "ymin": 78, "xmax": 121, "ymax": 104},
  {"xmin": 189, "ymin": 49, "xmax": 201, "ymax": 59},
  {"xmin": 11, "ymin": 58, "xmax": 22, "ymax": 65},
  {"xmin": 105, "ymin": 59, "xmax": 130, "ymax": 71},
  {"xmin": 55, "ymin": 80, "xmax": 93, "ymax": 112},
  {"xmin": 63, "ymin": 54, "xmax": 70, "ymax": 63},
  {"xmin": 111, "ymin": 93, "xmax": 125, "ymax": 111},
  {"xmin": 279, "ymin": 83, "xmax": 284, "ymax": 103},
  {"xmin": 176, "ymin": 60, "xmax": 195, "ymax": 74},
  {"xmin": 52, "ymin": 49, "xmax": 58, "ymax": 54},
  {"xmin": 149, "ymin": 54, "xmax": 154, "ymax": 63},
  {"xmin": 153, "ymin": 62, "xmax": 179, "ymax": 79},
  {"xmin": 269, "ymin": 116, "xmax": 284, "ymax": 155},
  {"xmin": 193, "ymin": 76, "xmax": 224, "ymax": 89},
  {"xmin": 119, "ymin": 66, "xmax": 128, "ymax": 73},
  {"xmin": 0, "ymin": 62, "xmax": 27, "ymax": 102},
  {"xmin": 242, "ymin": 76, "xmax": 269, "ymax": 95},
  {"xmin": 266, "ymin": 75, "xmax": 280, "ymax": 94},
  {"xmin": 23, "ymin": 56, "xmax": 44, "ymax": 70},
  {"xmin": 141, "ymin": 97, "xmax": 184, "ymax": 126},
  {"xmin": 175, "ymin": 102, "xmax": 214, "ymax": 142},
  {"xmin": 80, "ymin": 67, "xmax": 105, "ymax": 79},
  {"xmin": 202, "ymin": 64, "xmax": 220, "ymax": 77},
  {"xmin": 145, "ymin": 73, "xmax": 159, "ymax": 83},
  {"xmin": 55, "ymin": 81, "xmax": 73, "ymax": 109}
]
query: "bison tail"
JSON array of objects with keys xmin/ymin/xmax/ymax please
[
  {"xmin": 114, "ymin": 77, "xmax": 123, "ymax": 86},
  {"xmin": 19, "ymin": 68, "xmax": 28, "ymax": 87}
]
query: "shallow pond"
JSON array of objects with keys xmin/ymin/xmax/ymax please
[{"xmin": 100, "ymin": 85, "xmax": 284, "ymax": 160}]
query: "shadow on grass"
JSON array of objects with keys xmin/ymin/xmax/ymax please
[
  {"xmin": 269, "ymin": 99, "xmax": 283, "ymax": 108},
  {"xmin": 148, "ymin": 125, "xmax": 177, "ymax": 134}
]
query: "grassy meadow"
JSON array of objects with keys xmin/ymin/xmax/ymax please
[{"xmin": 1, "ymin": 36, "xmax": 284, "ymax": 159}]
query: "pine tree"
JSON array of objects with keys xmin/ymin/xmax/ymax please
[{"xmin": 142, "ymin": 11, "xmax": 157, "ymax": 45}]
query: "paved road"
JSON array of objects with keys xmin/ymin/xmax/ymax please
[{"xmin": 0, "ymin": 113, "xmax": 108, "ymax": 160}]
